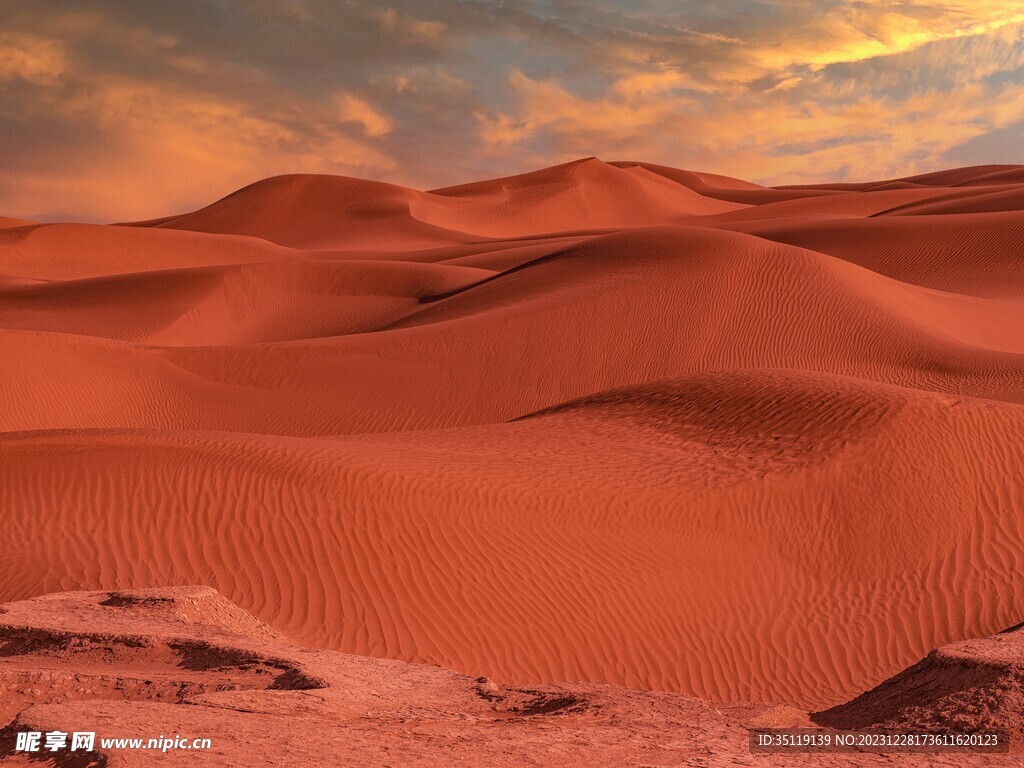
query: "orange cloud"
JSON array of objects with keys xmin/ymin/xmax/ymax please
[
  {"xmin": 0, "ymin": 33, "xmax": 66, "ymax": 85},
  {"xmin": 374, "ymin": 8, "xmax": 445, "ymax": 42},
  {"xmin": 2, "ymin": 79, "xmax": 395, "ymax": 221},
  {"xmin": 1, "ymin": 1, "xmax": 1023, "ymax": 220},
  {"xmin": 474, "ymin": 16, "xmax": 1024, "ymax": 187},
  {"xmin": 750, "ymin": 6, "xmax": 1024, "ymax": 74},
  {"xmin": 336, "ymin": 93, "xmax": 394, "ymax": 137},
  {"xmin": 477, "ymin": 70, "xmax": 696, "ymax": 147}
]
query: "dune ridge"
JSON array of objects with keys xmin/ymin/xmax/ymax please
[
  {"xmin": 2, "ymin": 158, "xmax": 1024, "ymax": 714},
  {"xmin": 3, "ymin": 371, "xmax": 1024, "ymax": 710}
]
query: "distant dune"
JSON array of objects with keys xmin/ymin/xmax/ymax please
[{"xmin": 3, "ymin": 158, "xmax": 1024, "ymax": 716}]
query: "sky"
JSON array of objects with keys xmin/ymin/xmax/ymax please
[{"xmin": 2, "ymin": 0, "xmax": 1024, "ymax": 222}]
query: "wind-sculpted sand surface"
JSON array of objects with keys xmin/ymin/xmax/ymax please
[{"xmin": 3, "ymin": 159, "xmax": 1024, "ymax": 739}]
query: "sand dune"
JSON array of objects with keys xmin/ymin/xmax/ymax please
[
  {"xmin": 4, "ymin": 226, "xmax": 1024, "ymax": 437},
  {"xmin": 0, "ymin": 217, "xmax": 34, "ymax": 229},
  {"xmin": 695, "ymin": 186, "xmax": 985, "ymax": 223},
  {"xmin": 420, "ymin": 157, "xmax": 746, "ymax": 235},
  {"xmin": 149, "ymin": 174, "xmax": 466, "ymax": 250},
  {"xmin": 3, "ymin": 371, "xmax": 1024, "ymax": 712},
  {"xmin": 882, "ymin": 186, "xmax": 1024, "ymax": 216},
  {"xmin": 777, "ymin": 163, "xmax": 1024, "ymax": 190},
  {"xmin": 721, "ymin": 213, "xmax": 1024, "ymax": 296},
  {"xmin": 613, "ymin": 160, "xmax": 850, "ymax": 205},
  {"xmin": 3, "ymin": 159, "xmax": 1024, "ymax": 718},
  {"xmin": 0, "ymin": 259, "xmax": 490, "ymax": 344},
  {"xmin": 0, "ymin": 222, "xmax": 292, "ymax": 280},
  {"xmin": 146, "ymin": 158, "xmax": 744, "ymax": 249}
]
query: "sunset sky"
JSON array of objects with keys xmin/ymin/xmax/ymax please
[{"xmin": 2, "ymin": 0, "xmax": 1024, "ymax": 221}]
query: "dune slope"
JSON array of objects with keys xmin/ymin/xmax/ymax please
[
  {"xmin": 2, "ymin": 159, "xmax": 1024, "ymax": 716},
  {"xmin": 2, "ymin": 371, "xmax": 1024, "ymax": 711}
]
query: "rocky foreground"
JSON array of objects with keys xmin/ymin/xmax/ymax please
[{"xmin": 0, "ymin": 587, "xmax": 1020, "ymax": 766}]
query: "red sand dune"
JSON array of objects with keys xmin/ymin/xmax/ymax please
[
  {"xmin": 721, "ymin": 213, "xmax": 1024, "ymax": 296},
  {"xmin": 2, "ymin": 587, "xmax": 1017, "ymax": 765},
  {"xmin": 3, "ymin": 158, "xmax": 1024, "ymax": 747},
  {"xmin": 881, "ymin": 186, "xmax": 1024, "ymax": 216},
  {"xmin": 141, "ymin": 158, "xmax": 744, "ymax": 249}
]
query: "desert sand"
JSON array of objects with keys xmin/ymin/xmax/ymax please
[
  {"xmin": 1, "ymin": 587, "xmax": 1020, "ymax": 765},
  {"xmin": 2, "ymin": 158, "xmax": 1024, "ymax": 762}
]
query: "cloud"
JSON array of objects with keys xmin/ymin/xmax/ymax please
[
  {"xmin": 1, "ymin": 80, "xmax": 396, "ymax": 221},
  {"xmin": 336, "ymin": 93, "xmax": 394, "ymax": 138},
  {"xmin": 0, "ymin": 0, "xmax": 1023, "ymax": 220},
  {"xmin": 473, "ymin": 6, "xmax": 1024, "ymax": 184},
  {"xmin": 477, "ymin": 69, "xmax": 696, "ymax": 146},
  {"xmin": 373, "ymin": 7, "xmax": 446, "ymax": 43},
  {"xmin": 0, "ymin": 33, "xmax": 66, "ymax": 85}
]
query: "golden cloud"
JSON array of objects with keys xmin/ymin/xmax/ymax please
[
  {"xmin": 2, "ymin": 79, "xmax": 396, "ymax": 221},
  {"xmin": 0, "ymin": 33, "xmax": 66, "ymax": 86},
  {"xmin": 1, "ymin": 1, "xmax": 1023, "ymax": 220},
  {"xmin": 336, "ymin": 93, "xmax": 394, "ymax": 138}
]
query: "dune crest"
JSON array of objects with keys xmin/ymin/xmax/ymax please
[{"xmin": 3, "ymin": 159, "xmax": 1024, "ymax": 716}]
